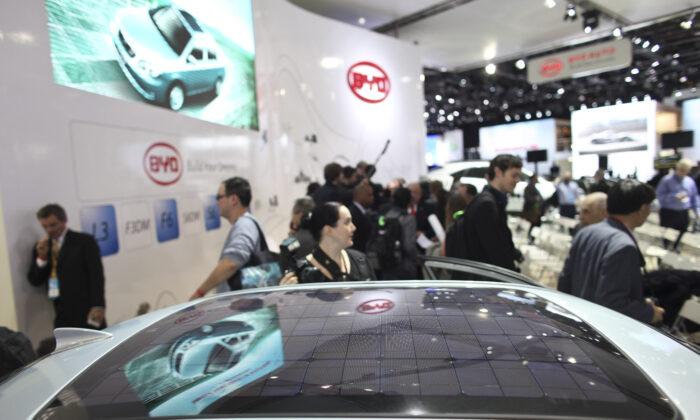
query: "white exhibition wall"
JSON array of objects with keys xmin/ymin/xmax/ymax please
[
  {"xmin": 0, "ymin": 0, "xmax": 425, "ymax": 344},
  {"xmin": 682, "ymin": 98, "xmax": 700, "ymax": 163},
  {"xmin": 479, "ymin": 119, "xmax": 564, "ymax": 175},
  {"xmin": 571, "ymin": 101, "xmax": 657, "ymax": 181}
]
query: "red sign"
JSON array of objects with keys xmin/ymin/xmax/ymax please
[
  {"xmin": 347, "ymin": 62, "xmax": 390, "ymax": 103},
  {"xmin": 357, "ymin": 299, "xmax": 395, "ymax": 314},
  {"xmin": 539, "ymin": 58, "xmax": 563, "ymax": 78},
  {"xmin": 144, "ymin": 142, "xmax": 183, "ymax": 186}
]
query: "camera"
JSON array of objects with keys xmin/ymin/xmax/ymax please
[{"xmin": 279, "ymin": 237, "xmax": 324, "ymax": 283}]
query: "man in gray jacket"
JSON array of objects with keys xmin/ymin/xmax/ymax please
[{"xmin": 557, "ymin": 179, "xmax": 665, "ymax": 324}]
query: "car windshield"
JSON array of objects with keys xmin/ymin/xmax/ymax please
[
  {"xmin": 38, "ymin": 285, "xmax": 675, "ymax": 419},
  {"xmin": 150, "ymin": 6, "xmax": 191, "ymax": 56}
]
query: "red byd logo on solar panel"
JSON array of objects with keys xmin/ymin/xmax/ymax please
[
  {"xmin": 348, "ymin": 62, "xmax": 391, "ymax": 103},
  {"xmin": 144, "ymin": 142, "xmax": 183, "ymax": 186},
  {"xmin": 357, "ymin": 299, "xmax": 395, "ymax": 314},
  {"xmin": 539, "ymin": 58, "xmax": 564, "ymax": 78},
  {"xmin": 174, "ymin": 310, "xmax": 204, "ymax": 324}
]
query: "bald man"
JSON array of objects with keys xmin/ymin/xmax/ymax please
[{"xmin": 571, "ymin": 192, "xmax": 607, "ymax": 237}]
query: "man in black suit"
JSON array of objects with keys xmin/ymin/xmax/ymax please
[
  {"xmin": 407, "ymin": 182, "xmax": 437, "ymax": 241},
  {"xmin": 28, "ymin": 204, "xmax": 106, "ymax": 329},
  {"xmin": 313, "ymin": 162, "xmax": 352, "ymax": 206},
  {"xmin": 349, "ymin": 183, "xmax": 374, "ymax": 252},
  {"xmin": 450, "ymin": 155, "xmax": 522, "ymax": 270}
]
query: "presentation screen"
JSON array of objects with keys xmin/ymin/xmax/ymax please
[
  {"xmin": 661, "ymin": 131, "xmax": 694, "ymax": 149},
  {"xmin": 571, "ymin": 101, "xmax": 656, "ymax": 180},
  {"xmin": 45, "ymin": 0, "xmax": 259, "ymax": 130},
  {"xmin": 527, "ymin": 149, "xmax": 548, "ymax": 162}
]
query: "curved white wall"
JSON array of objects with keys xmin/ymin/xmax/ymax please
[{"xmin": 0, "ymin": 0, "xmax": 425, "ymax": 344}]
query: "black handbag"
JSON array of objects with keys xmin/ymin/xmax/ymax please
[{"xmin": 227, "ymin": 220, "xmax": 280, "ymax": 290}]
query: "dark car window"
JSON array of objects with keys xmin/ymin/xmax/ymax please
[
  {"xmin": 453, "ymin": 167, "xmax": 488, "ymax": 179},
  {"xmin": 189, "ymin": 48, "xmax": 203, "ymax": 62},
  {"xmin": 150, "ymin": 6, "xmax": 191, "ymax": 56},
  {"xmin": 38, "ymin": 287, "xmax": 677, "ymax": 419}
]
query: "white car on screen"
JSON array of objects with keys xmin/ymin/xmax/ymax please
[{"xmin": 428, "ymin": 160, "xmax": 556, "ymax": 212}]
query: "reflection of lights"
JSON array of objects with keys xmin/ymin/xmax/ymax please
[
  {"xmin": 526, "ymin": 335, "xmax": 533, "ymax": 340},
  {"xmin": 321, "ymin": 385, "xmax": 332, "ymax": 389},
  {"xmin": 522, "ymin": 360, "xmax": 529, "ymax": 365},
  {"xmin": 279, "ymin": 88, "xmax": 286, "ymax": 96},
  {"xmin": 567, "ymin": 357, "xmax": 577, "ymax": 364},
  {"xmin": 409, "ymin": 409, "xmax": 424, "ymax": 416},
  {"xmin": 506, "ymin": 312, "xmax": 513, "ymax": 316},
  {"xmin": 337, "ymin": 311, "xmax": 350, "ymax": 316},
  {"xmin": 320, "ymin": 57, "xmax": 343, "ymax": 69},
  {"xmin": 487, "ymin": 346, "xmax": 493, "ymax": 351},
  {"xmin": 364, "ymin": 388, "xmax": 374, "ymax": 392},
  {"xmin": 542, "ymin": 333, "xmax": 548, "ymax": 337},
  {"xmin": 431, "ymin": 337, "xmax": 438, "ymax": 342},
  {"xmin": 479, "ymin": 308, "xmax": 488, "ymax": 313},
  {"xmin": 588, "ymin": 381, "xmax": 596, "ymax": 386}
]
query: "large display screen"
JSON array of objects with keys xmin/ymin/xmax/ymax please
[
  {"xmin": 45, "ymin": 0, "xmax": 258, "ymax": 130},
  {"xmin": 571, "ymin": 101, "xmax": 656, "ymax": 180}
]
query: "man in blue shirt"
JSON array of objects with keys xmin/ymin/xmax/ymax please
[
  {"xmin": 557, "ymin": 171, "xmax": 582, "ymax": 218},
  {"xmin": 656, "ymin": 159, "xmax": 699, "ymax": 250}
]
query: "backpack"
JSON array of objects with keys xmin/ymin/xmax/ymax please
[
  {"xmin": 444, "ymin": 210, "xmax": 469, "ymax": 260},
  {"xmin": 366, "ymin": 212, "xmax": 403, "ymax": 270}
]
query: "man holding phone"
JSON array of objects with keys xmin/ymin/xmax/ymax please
[{"xmin": 28, "ymin": 204, "xmax": 106, "ymax": 329}]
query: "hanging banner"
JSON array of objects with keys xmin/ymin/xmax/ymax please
[{"xmin": 527, "ymin": 38, "xmax": 632, "ymax": 84}]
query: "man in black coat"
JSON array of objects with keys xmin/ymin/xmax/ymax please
[
  {"xmin": 28, "ymin": 204, "xmax": 106, "ymax": 329},
  {"xmin": 452, "ymin": 154, "xmax": 522, "ymax": 270},
  {"xmin": 313, "ymin": 162, "xmax": 352, "ymax": 206},
  {"xmin": 349, "ymin": 183, "xmax": 374, "ymax": 252}
]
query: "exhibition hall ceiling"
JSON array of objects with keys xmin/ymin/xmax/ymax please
[{"xmin": 289, "ymin": 0, "xmax": 700, "ymax": 133}]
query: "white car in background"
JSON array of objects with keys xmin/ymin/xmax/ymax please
[{"xmin": 428, "ymin": 160, "xmax": 557, "ymax": 212}]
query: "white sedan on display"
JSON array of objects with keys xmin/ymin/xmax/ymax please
[
  {"xmin": 0, "ymin": 258, "xmax": 697, "ymax": 419},
  {"xmin": 428, "ymin": 160, "xmax": 557, "ymax": 213}
]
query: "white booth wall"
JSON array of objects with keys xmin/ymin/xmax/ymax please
[
  {"xmin": 682, "ymin": 98, "xmax": 700, "ymax": 163},
  {"xmin": 0, "ymin": 0, "xmax": 425, "ymax": 344}
]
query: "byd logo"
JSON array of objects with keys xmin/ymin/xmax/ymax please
[
  {"xmin": 347, "ymin": 61, "xmax": 391, "ymax": 103},
  {"xmin": 357, "ymin": 299, "xmax": 395, "ymax": 314},
  {"xmin": 144, "ymin": 142, "xmax": 183, "ymax": 186},
  {"xmin": 539, "ymin": 58, "xmax": 564, "ymax": 78}
]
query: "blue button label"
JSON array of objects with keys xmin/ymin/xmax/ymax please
[
  {"xmin": 154, "ymin": 199, "xmax": 180, "ymax": 242},
  {"xmin": 80, "ymin": 205, "xmax": 119, "ymax": 257}
]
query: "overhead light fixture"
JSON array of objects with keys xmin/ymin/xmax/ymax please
[
  {"xmin": 435, "ymin": 94, "xmax": 442, "ymax": 101},
  {"xmin": 680, "ymin": 12, "xmax": 694, "ymax": 29},
  {"xmin": 557, "ymin": 87, "xmax": 565, "ymax": 95},
  {"xmin": 545, "ymin": 0, "xmax": 556, "ymax": 8},
  {"xmin": 630, "ymin": 68, "xmax": 639, "ymax": 74},
  {"xmin": 612, "ymin": 27, "xmax": 623, "ymax": 38},
  {"xmin": 564, "ymin": 3, "xmax": 577, "ymax": 21},
  {"xmin": 515, "ymin": 59, "xmax": 526, "ymax": 70},
  {"xmin": 642, "ymin": 40, "xmax": 650, "ymax": 48},
  {"xmin": 485, "ymin": 63, "xmax": 496, "ymax": 74},
  {"xmin": 582, "ymin": 10, "xmax": 600, "ymax": 33},
  {"xmin": 650, "ymin": 44, "xmax": 660, "ymax": 52},
  {"xmin": 505, "ymin": 114, "xmax": 512, "ymax": 122}
]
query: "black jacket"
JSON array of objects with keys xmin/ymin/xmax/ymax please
[
  {"xmin": 461, "ymin": 185, "xmax": 517, "ymax": 270},
  {"xmin": 312, "ymin": 182, "xmax": 352, "ymax": 206},
  {"xmin": 28, "ymin": 230, "xmax": 106, "ymax": 329},
  {"xmin": 349, "ymin": 202, "xmax": 372, "ymax": 253}
]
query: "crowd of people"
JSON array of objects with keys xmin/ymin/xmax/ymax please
[{"xmin": 14, "ymin": 155, "xmax": 699, "ymax": 372}]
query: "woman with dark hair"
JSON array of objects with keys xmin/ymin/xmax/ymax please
[{"xmin": 282, "ymin": 202, "xmax": 375, "ymax": 284}]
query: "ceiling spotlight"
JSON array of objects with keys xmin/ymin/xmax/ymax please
[
  {"xmin": 650, "ymin": 44, "xmax": 660, "ymax": 52},
  {"xmin": 625, "ymin": 76, "xmax": 632, "ymax": 82},
  {"xmin": 630, "ymin": 68, "xmax": 639, "ymax": 74},
  {"xmin": 525, "ymin": 112, "xmax": 532, "ymax": 120},
  {"xmin": 612, "ymin": 27, "xmax": 623, "ymax": 38},
  {"xmin": 644, "ymin": 94, "xmax": 652, "ymax": 101},
  {"xmin": 515, "ymin": 59, "xmax": 526, "ymax": 70},
  {"xmin": 514, "ymin": 114, "xmax": 521, "ymax": 120},
  {"xmin": 536, "ymin": 111, "xmax": 543, "ymax": 118},
  {"xmin": 642, "ymin": 40, "xmax": 650, "ymax": 49},
  {"xmin": 680, "ymin": 13, "xmax": 694, "ymax": 30},
  {"xmin": 474, "ymin": 109, "xmax": 481, "ymax": 115},
  {"xmin": 435, "ymin": 95, "xmax": 442, "ymax": 101},
  {"xmin": 557, "ymin": 87, "xmax": 565, "ymax": 95},
  {"xmin": 582, "ymin": 10, "xmax": 600, "ymax": 32},
  {"xmin": 564, "ymin": 3, "xmax": 577, "ymax": 21},
  {"xmin": 505, "ymin": 114, "xmax": 512, "ymax": 122},
  {"xmin": 680, "ymin": 76, "xmax": 688, "ymax": 83},
  {"xmin": 483, "ymin": 99, "xmax": 490, "ymax": 105},
  {"xmin": 485, "ymin": 63, "xmax": 497, "ymax": 74},
  {"xmin": 651, "ymin": 61, "xmax": 660, "ymax": 67},
  {"xmin": 580, "ymin": 104, "xmax": 587, "ymax": 110},
  {"xmin": 633, "ymin": 37, "xmax": 642, "ymax": 44},
  {"xmin": 545, "ymin": 0, "xmax": 556, "ymax": 8},
  {"xmin": 545, "ymin": 110, "xmax": 552, "ymax": 117},
  {"xmin": 448, "ymin": 97, "xmax": 455, "ymax": 104},
  {"xmin": 459, "ymin": 78, "xmax": 467, "ymax": 86},
  {"xmin": 631, "ymin": 96, "xmax": 638, "ymax": 102}
]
